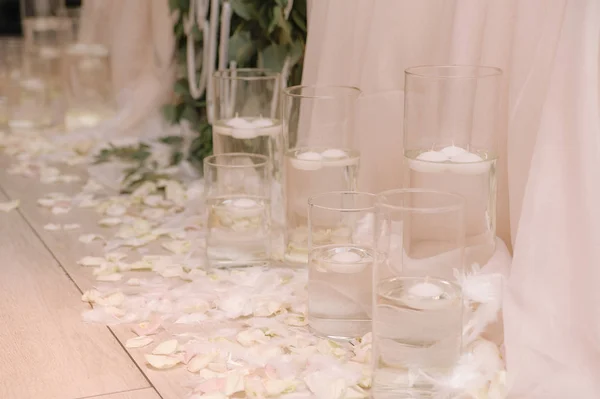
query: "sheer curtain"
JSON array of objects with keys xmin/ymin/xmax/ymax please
[
  {"xmin": 79, "ymin": 0, "xmax": 176, "ymax": 135},
  {"xmin": 303, "ymin": 0, "xmax": 600, "ymax": 397}
]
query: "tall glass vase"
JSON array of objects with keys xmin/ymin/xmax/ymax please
[
  {"xmin": 403, "ymin": 65, "xmax": 502, "ymax": 268},
  {"xmin": 282, "ymin": 85, "xmax": 361, "ymax": 266},
  {"xmin": 212, "ymin": 69, "xmax": 284, "ymax": 258},
  {"xmin": 373, "ymin": 189, "xmax": 465, "ymax": 398}
]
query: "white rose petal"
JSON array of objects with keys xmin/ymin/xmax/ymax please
[
  {"xmin": 127, "ymin": 278, "xmax": 141, "ymax": 286},
  {"xmin": 79, "ymin": 234, "xmax": 103, "ymax": 243},
  {"xmin": 162, "ymin": 240, "xmax": 191, "ymax": 254},
  {"xmin": 0, "ymin": 200, "xmax": 20, "ymax": 212},
  {"xmin": 51, "ymin": 206, "xmax": 71, "ymax": 214},
  {"xmin": 152, "ymin": 339, "xmax": 179, "ymax": 355},
  {"xmin": 132, "ymin": 181, "xmax": 157, "ymax": 198},
  {"xmin": 96, "ymin": 273, "xmax": 123, "ymax": 282},
  {"xmin": 104, "ymin": 292, "xmax": 125, "ymax": 306},
  {"xmin": 106, "ymin": 203, "xmax": 127, "ymax": 216},
  {"xmin": 264, "ymin": 379, "xmax": 297, "ymax": 396},
  {"xmin": 77, "ymin": 256, "xmax": 106, "ymax": 267},
  {"xmin": 99, "ymin": 217, "xmax": 122, "ymax": 227},
  {"xmin": 126, "ymin": 336, "xmax": 154, "ymax": 349},
  {"xmin": 187, "ymin": 353, "xmax": 217, "ymax": 373},
  {"xmin": 37, "ymin": 198, "xmax": 55, "ymax": 207},
  {"xmin": 63, "ymin": 223, "xmax": 81, "ymax": 230},
  {"xmin": 145, "ymin": 354, "xmax": 181, "ymax": 369},
  {"xmin": 44, "ymin": 223, "xmax": 62, "ymax": 231},
  {"xmin": 225, "ymin": 370, "xmax": 247, "ymax": 395}
]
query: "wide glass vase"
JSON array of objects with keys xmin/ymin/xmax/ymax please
[{"xmin": 403, "ymin": 65, "xmax": 502, "ymax": 268}]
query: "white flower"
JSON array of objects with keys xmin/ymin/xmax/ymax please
[{"xmin": 305, "ymin": 372, "xmax": 347, "ymax": 399}]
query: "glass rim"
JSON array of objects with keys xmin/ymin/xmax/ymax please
[
  {"xmin": 203, "ymin": 153, "xmax": 270, "ymax": 169},
  {"xmin": 405, "ymin": 65, "xmax": 503, "ymax": 80},
  {"xmin": 377, "ymin": 188, "xmax": 465, "ymax": 214},
  {"xmin": 283, "ymin": 85, "xmax": 362, "ymax": 100},
  {"xmin": 308, "ymin": 191, "xmax": 377, "ymax": 212},
  {"xmin": 213, "ymin": 68, "xmax": 280, "ymax": 81}
]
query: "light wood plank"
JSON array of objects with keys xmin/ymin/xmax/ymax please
[
  {"xmin": 80, "ymin": 387, "xmax": 161, "ymax": 399},
  {"xmin": 0, "ymin": 157, "xmax": 190, "ymax": 398},
  {"xmin": 0, "ymin": 189, "xmax": 150, "ymax": 399}
]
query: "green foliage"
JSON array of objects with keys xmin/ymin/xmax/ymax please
[
  {"xmin": 99, "ymin": 0, "xmax": 307, "ymax": 191},
  {"xmin": 164, "ymin": 0, "xmax": 307, "ymax": 170}
]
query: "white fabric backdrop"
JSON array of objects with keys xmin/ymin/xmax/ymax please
[{"xmin": 303, "ymin": 0, "xmax": 600, "ymax": 397}]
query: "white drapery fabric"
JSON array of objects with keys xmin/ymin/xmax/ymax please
[
  {"xmin": 79, "ymin": 0, "xmax": 176, "ymax": 135},
  {"xmin": 303, "ymin": 0, "xmax": 600, "ymax": 397}
]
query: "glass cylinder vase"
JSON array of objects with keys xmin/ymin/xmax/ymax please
[
  {"xmin": 373, "ymin": 189, "xmax": 465, "ymax": 398},
  {"xmin": 403, "ymin": 65, "xmax": 502, "ymax": 268},
  {"xmin": 282, "ymin": 85, "xmax": 361, "ymax": 266},
  {"xmin": 212, "ymin": 69, "xmax": 284, "ymax": 257},
  {"xmin": 307, "ymin": 191, "xmax": 376, "ymax": 340},
  {"xmin": 63, "ymin": 8, "xmax": 114, "ymax": 131},
  {"xmin": 203, "ymin": 153, "xmax": 272, "ymax": 268}
]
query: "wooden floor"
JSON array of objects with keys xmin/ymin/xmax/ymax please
[{"xmin": 0, "ymin": 155, "xmax": 178, "ymax": 399}]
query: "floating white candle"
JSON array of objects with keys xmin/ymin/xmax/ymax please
[
  {"xmin": 448, "ymin": 151, "xmax": 491, "ymax": 175},
  {"xmin": 225, "ymin": 116, "xmax": 252, "ymax": 128},
  {"xmin": 408, "ymin": 281, "xmax": 443, "ymax": 298},
  {"xmin": 324, "ymin": 249, "xmax": 369, "ymax": 274},
  {"xmin": 253, "ymin": 117, "xmax": 274, "ymax": 128},
  {"xmin": 290, "ymin": 151, "xmax": 323, "ymax": 171},
  {"xmin": 441, "ymin": 145, "xmax": 468, "ymax": 158},
  {"xmin": 321, "ymin": 148, "xmax": 347, "ymax": 159},
  {"xmin": 409, "ymin": 150, "xmax": 449, "ymax": 173},
  {"xmin": 232, "ymin": 198, "xmax": 258, "ymax": 209}
]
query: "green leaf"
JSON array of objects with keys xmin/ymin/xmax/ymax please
[
  {"xmin": 168, "ymin": 0, "xmax": 179, "ymax": 12},
  {"xmin": 275, "ymin": 0, "xmax": 288, "ymax": 7},
  {"xmin": 291, "ymin": 9, "xmax": 306, "ymax": 32},
  {"xmin": 288, "ymin": 39, "xmax": 304, "ymax": 66},
  {"xmin": 178, "ymin": 0, "xmax": 190, "ymax": 12},
  {"xmin": 260, "ymin": 43, "xmax": 288, "ymax": 72},
  {"xmin": 174, "ymin": 78, "xmax": 189, "ymax": 96},
  {"xmin": 159, "ymin": 136, "xmax": 184, "ymax": 145},
  {"xmin": 230, "ymin": 0, "xmax": 256, "ymax": 20},
  {"xmin": 162, "ymin": 104, "xmax": 178, "ymax": 124},
  {"xmin": 268, "ymin": 7, "xmax": 280, "ymax": 35},
  {"xmin": 228, "ymin": 30, "xmax": 256, "ymax": 64},
  {"xmin": 191, "ymin": 24, "xmax": 202, "ymax": 40},
  {"xmin": 181, "ymin": 104, "xmax": 201, "ymax": 126}
]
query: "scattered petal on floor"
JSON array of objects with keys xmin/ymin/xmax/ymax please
[{"xmin": 0, "ymin": 200, "xmax": 20, "ymax": 212}]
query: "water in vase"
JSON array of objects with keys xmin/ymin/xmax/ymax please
[
  {"xmin": 64, "ymin": 43, "xmax": 114, "ymax": 131},
  {"xmin": 206, "ymin": 195, "xmax": 271, "ymax": 267},
  {"xmin": 308, "ymin": 245, "xmax": 373, "ymax": 340},
  {"xmin": 213, "ymin": 117, "xmax": 284, "ymax": 255},
  {"xmin": 284, "ymin": 147, "xmax": 360, "ymax": 265},
  {"xmin": 373, "ymin": 276, "xmax": 462, "ymax": 399},
  {"xmin": 404, "ymin": 147, "xmax": 497, "ymax": 267}
]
